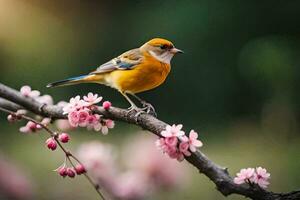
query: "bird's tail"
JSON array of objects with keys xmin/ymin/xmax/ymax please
[{"xmin": 46, "ymin": 74, "xmax": 102, "ymax": 88}]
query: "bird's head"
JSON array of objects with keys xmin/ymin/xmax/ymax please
[{"xmin": 140, "ymin": 38, "xmax": 183, "ymax": 64}]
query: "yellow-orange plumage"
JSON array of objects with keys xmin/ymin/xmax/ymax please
[
  {"xmin": 110, "ymin": 52, "xmax": 171, "ymax": 93},
  {"xmin": 47, "ymin": 38, "xmax": 182, "ymax": 114}
]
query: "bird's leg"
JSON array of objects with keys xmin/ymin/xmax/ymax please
[
  {"xmin": 121, "ymin": 92, "xmax": 146, "ymax": 118},
  {"xmin": 130, "ymin": 94, "xmax": 156, "ymax": 117}
]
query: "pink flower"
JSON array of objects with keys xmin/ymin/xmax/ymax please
[
  {"xmin": 124, "ymin": 134, "xmax": 189, "ymax": 189},
  {"xmin": 55, "ymin": 119, "xmax": 74, "ymax": 131},
  {"xmin": 102, "ymin": 101, "xmax": 112, "ymax": 110},
  {"xmin": 20, "ymin": 85, "xmax": 40, "ymax": 98},
  {"xmin": 164, "ymin": 136, "xmax": 178, "ymax": 147},
  {"xmin": 19, "ymin": 121, "xmax": 39, "ymax": 133},
  {"xmin": 181, "ymin": 130, "xmax": 203, "ymax": 152},
  {"xmin": 77, "ymin": 109, "xmax": 90, "ymax": 127},
  {"xmin": 68, "ymin": 111, "xmax": 80, "ymax": 127},
  {"xmin": 100, "ymin": 119, "xmax": 115, "ymax": 135},
  {"xmin": 86, "ymin": 114, "xmax": 102, "ymax": 131},
  {"xmin": 45, "ymin": 138, "xmax": 57, "ymax": 151},
  {"xmin": 63, "ymin": 96, "xmax": 88, "ymax": 114},
  {"xmin": 36, "ymin": 94, "xmax": 53, "ymax": 105},
  {"xmin": 252, "ymin": 167, "xmax": 270, "ymax": 188},
  {"xmin": 83, "ymin": 92, "xmax": 102, "ymax": 105},
  {"xmin": 168, "ymin": 149, "xmax": 184, "ymax": 162},
  {"xmin": 75, "ymin": 164, "xmax": 86, "ymax": 175},
  {"xmin": 179, "ymin": 141, "xmax": 191, "ymax": 156},
  {"xmin": 155, "ymin": 138, "xmax": 169, "ymax": 152},
  {"xmin": 161, "ymin": 124, "xmax": 185, "ymax": 138},
  {"xmin": 41, "ymin": 118, "xmax": 51, "ymax": 126},
  {"xmin": 58, "ymin": 133, "xmax": 70, "ymax": 143},
  {"xmin": 234, "ymin": 168, "xmax": 255, "ymax": 185}
]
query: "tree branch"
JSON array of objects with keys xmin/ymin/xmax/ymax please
[{"xmin": 0, "ymin": 83, "xmax": 299, "ymax": 200}]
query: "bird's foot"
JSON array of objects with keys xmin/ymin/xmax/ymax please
[
  {"xmin": 141, "ymin": 101, "xmax": 157, "ymax": 117},
  {"xmin": 128, "ymin": 106, "xmax": 147, "ymax": 120}
]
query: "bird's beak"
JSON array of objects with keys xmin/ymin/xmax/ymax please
[{"xmin": 171, "ymin": 47, "xmax": 184, "ymax": 54}]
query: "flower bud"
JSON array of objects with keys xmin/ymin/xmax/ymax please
[
  {"xmin": 58, "ymin": 133, "xmax": 70, "ymax": 143},
  {"xmin": 102, "ymin": 101, "xmax": 112, "ymax": 110},
  {"xmin": 7, "ymin": 114, "xmax": 16, "ymax": 123},
  {"xmin": 58, "ymin": 167, "xmax": 67, "ymax": 177},
  {"xmin": 67, "ymin": 168, "xmax": 76, "ymax": 178},
  {"xmin": 45, "ymin": 138, "xmax": 57, "ymax": 151},
  {"xmin": 75, "ymin": 164, "xmax": 86, "ymax": 175}
]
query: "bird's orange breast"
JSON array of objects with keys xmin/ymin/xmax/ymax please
[{"xmin": 110, "ymin": 53, "xmax": 171, "ymax": 94}]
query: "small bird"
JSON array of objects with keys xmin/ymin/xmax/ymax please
[{"xmin": 47, "ymin": 38, "xmax": 183, "ymax": 116}]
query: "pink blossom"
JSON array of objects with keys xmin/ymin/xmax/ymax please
[
  {"xmin": 57, "ymin": 101, "xmax": 68, "ymax": 107},
  {"xmin": 83, "ymin": 92, "xmax": 102, "ymax": 105},
  {"xmin": 102, "ymin": 101, "xmax": 112, "ymax": 110},
  {"xmin": 155, "ymin": 138, "xmax": 169, "ymax": 152},
  {"xmin": 75, "ymin": 164, "xmax": 86, "ymax": 175},
  {"xmin": 45, "ymin": 138, "xmax": 57, "ymax": 151},
  {"xmin": 77, "ymin": 109, "xmax": 90, "ymax": 127},
  {"xmin": 252, "ymin": 167, "xmax": 270, "ymax": 188},
  {"xmin": 58, "ymin": 133, "xmax": 70, "ymax": 143},
  {"xmin": 55, "ymin": 119, "xmax": 74, "ymax": 131},
  {"xmin": 77, "ymin": 141, "xmax": 117, "ymax": 183},
  {"xmin": 41, "ymin": 118, "xmax": 51, "ymax": 126},
  {"xmin": 181, "ymin": 130, "xmax": 203, "ymax": 152},
  {"xmin": 86, "ymin": 114, "xmax": 102, "ymax": 131},
  {"xmin": 63, "ymin": 96, "xmax": 88, "ymax": 114},
  {"xmin": 36, "ymin": 95, "xmax": 53, "ymax": 105},
  {"xmin": 15, "ymin": 109, "xmax": 27, "ymax": 119},
  {"xmin": 155, "ymin": 137, "xmax": 185, "ymax": 161},
  {"xmin": 161, "ymin": 124, "xmax": 185, "ymax": 138},
  {"xmin": 7, "ymin": 110, "xmax": 26, "ymax": 122},
  {"xmin": 19, "ymin": 121, "xmax": 39, "ymax": 133},
  {"xmin": 234, "ymin": 168, "xmax": 255, "ymax": 185},
  {"xmin": 0, "ymin": 156, "xmax": 34, "ymax": 199},
  {"xmin": 20, "ymin": 85, "xmax": 40, "ymax": 98},
  {"xmin": 124, "ymin": 134, "xmax": 189, "ymax": 189},
  {"xmin": 68, "ymin": 111, "xmax": 80, "ymax": 127},
  {"xmin": 168, "ymin": 149, "xmax": 184, "ymax": 161},
  {"xmin": 179, "ymin": 141, "xmax": 191, "ymax": 156},
  {"xmin": 164, "ymin": 136, "xmax": 178, "ymax": 147},
  {"xmin": 100, "ymin": 119, "xmax": 115, "ymax": 135},
  {"xmin": 115, "ymin": 171, "xmax": 149, "ymax": 199}
]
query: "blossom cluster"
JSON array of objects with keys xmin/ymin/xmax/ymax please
[
  {"xmin": 63, "ymin": 93, "xmax": 114, "ymax": 134},
  {"xmin": 156, "ymin": 124, "xmax": 203, "ymax": 161},
  {"xmin": 77, "ymin": 135, "xmax": 189, "ymax": 200},
  {"xmin": 234, "ymin": 167, "xmax": 270, "ymax": 188},
  {"xmin": 57, "ymin": 164, "xmax": 86, "ymax": 178},
  {"xmin": 45, "ymin": 132, "xmax": 87, "ymax": 178}
]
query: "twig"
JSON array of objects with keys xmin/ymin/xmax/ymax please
[
  {"xmin": 0, "ymin": 106, "xmax": 106, "ymax": 200},
  {"xmin": 0, "ymin": 83, "xmax": 299, "ymax": 200}
]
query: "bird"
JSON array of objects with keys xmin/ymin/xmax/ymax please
[{"xmin": 47, "ymin": 38, "xmax": 183, "ymax": 116}]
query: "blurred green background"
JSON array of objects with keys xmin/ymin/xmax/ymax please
[{"xmin": 0, "ymin": 0, "xmax": 300, "ymax": 199}]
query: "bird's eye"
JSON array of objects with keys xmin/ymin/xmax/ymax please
[{"xmin": 160, "ymin": 44, "xmax": 168, "ymax": 50}]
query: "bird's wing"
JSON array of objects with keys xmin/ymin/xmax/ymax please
[{"xmin": 90, "ymin": 48, "xmax": 143, "ymax": 74}]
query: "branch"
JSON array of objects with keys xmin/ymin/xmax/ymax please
[{"xmin": 0, "ymin": 83, "xmax": 299, "ymax": 200}]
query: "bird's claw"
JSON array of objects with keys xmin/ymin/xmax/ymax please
[
  {"xmin": 127, "ymin": 105, "xmax": 156, "ymax": 121},
  {"xmin": 127, "ymin": 106, "xmax": 146, "ymax": 120},
  {"xmin": 141, "ymin": 101, "xmax": 157, "ymax": 117}
]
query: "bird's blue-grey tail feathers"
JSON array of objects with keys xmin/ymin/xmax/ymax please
[{"xmin": 46, "ymin": 75, "xmax": 89, "ymax": 88}]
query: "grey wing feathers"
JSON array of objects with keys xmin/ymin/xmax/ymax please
[{"xmin": 90, "ymin": 48, "xmax": 143, "ymax": 74}]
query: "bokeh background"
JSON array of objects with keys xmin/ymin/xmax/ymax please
[{"xmin": 0, "ymin": 0, "xmax": 300, "ymax": 199}]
